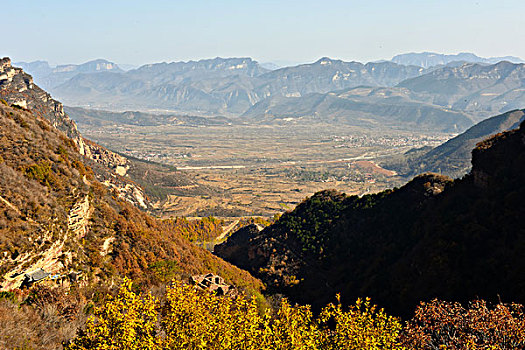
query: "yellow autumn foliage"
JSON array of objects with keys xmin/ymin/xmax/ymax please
[
  {"xmin": 66, "ymin": 279, "xmax": 404, "ymax": 350},
  {"xmin": 66, "ymin": 279, "xmax": 160, "ymax": 350}
]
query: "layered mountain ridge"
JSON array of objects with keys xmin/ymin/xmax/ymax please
[
  {"xmin": 392, "ymin": 51, "xmax": 525, "ymax": 68},
  {"xmin": 17, "ymin": 55, "xmax": 523, "ymax": 133},
  {"xmin": 48, "ymin": 57, "xmax": 432, "ymax": 117}
]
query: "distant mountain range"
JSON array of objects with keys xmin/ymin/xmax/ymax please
[
  {"xmin": 241, "ymin": 86, "xmax": 473, "ymax": 132},
  {"xmin": 242, "ymin": 60, "xmax": 525, "ymax": 131},
  {"xmin": 15, "ymin": 59, "xmax": 122, "ymax": 91},
  {"xmin": 16, "ymin": 53, "xmax": 525, "ymax": 133},
  {"xmin": 392, "ymin": 52, "xmax": 525, "ymax": 68},
  {"xmin": 19, "ymin": 57, "xmax": 433, "ymax": 118},
  {"xmin": 65, "ymin": 106, "xmax": 232, "ymax": 128},
  {"xmin": 397, "ymin": 61, "xmax": 525, "ymax": 115}
]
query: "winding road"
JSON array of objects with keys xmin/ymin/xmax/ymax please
[{"xmin": 215, "ymin": 219, "xmax": 240, "ymax": 242}]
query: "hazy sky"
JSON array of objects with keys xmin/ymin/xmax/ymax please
[{"xmin": 3, "ymin": 0, "xmax": 524, "ymax": 66}]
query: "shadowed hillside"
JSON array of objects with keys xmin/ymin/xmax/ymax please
[
  {"xmin": 382, "ymin": 109, "xmax": 525, "ymax": 178},
  {"xmin": 216, "ymin": 117, "xmax": 525, "ymax": 316}
]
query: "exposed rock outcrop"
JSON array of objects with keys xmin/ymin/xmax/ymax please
[
  {"xmin": 0, "ymin": 89, "xmax": 263, "ymax": 294},
  {"xmin": 0, "ymin": 58, "xmax": 150, "ymax": 209},
  {"xmin": 0, "ymin": 57, "xmax": 84, "ymax": 149},
  {"xmin": 68, "ymin": 196, "xmax": 93, "ymax": 238}
]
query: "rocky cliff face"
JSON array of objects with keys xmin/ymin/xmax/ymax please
[
  {"xmin": 0, "ymin": 87, "xmax": 262, "ymax": 294},
  {"xmin": 0, "ymin": 57, "xmax": 151, "ymax": 209},
  {"xmin": 1, "ymin": 57, "xmax": 83, "ymax": 145},
  {"xmin": 1, "ymin": 59, "xmax": 213, "ymax": 211}
]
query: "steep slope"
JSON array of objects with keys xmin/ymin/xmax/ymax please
[
  {"xmin": 1, "ymin": 58, "xmax": 83, "ymax": 142},
  {"xmin": 3, "ymin": 58, "xmax": 216, "ymax": 211},
  {"xmin": 383, "ymin": 109, "xmax": 525, "ymax": 177},
  {"xmin": 0, "ymin": 102, "xmax": 261, "ymax": 292},
  {"xmin": 1, "ymin": 57, "xmax": 156, "ymax": 209},
  {"xmin": 0, "ymin": 58, "xmax": 262, "ymax": 293},
  {"xmin": 216, "ymin": 118, "xmax": 525, "ymax": 316}
]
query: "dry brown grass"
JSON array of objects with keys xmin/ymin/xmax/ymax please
[{"xmin": 0, "ymin": 294, "xmax": 87, "ymax": 350}]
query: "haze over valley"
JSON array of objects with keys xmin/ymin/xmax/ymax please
[
  {"xmin": 12, "ymin": 52, "xmax": 523, "ymax": 219},
  {"xmin": 2, "ymin": 1, "xmax": 525, "ymax": 349}
]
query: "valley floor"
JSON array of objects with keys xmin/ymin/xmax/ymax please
[{"xmin": 79, "ymin": 122, "xmax": 452, "ymax": 217}]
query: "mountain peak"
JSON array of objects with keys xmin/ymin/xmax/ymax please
[
  {"xmin": 1, "ymin": 57, "xmax": 12, "ymax": 69},
  {"xmin": 315, "ymin": 57, "xmax": 337, "ymax": 65},
  {"xmin": 54, "ymin": 59, "xmax": 121, "ymax": 73}
]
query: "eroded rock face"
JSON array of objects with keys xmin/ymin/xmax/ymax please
[
  {"xmin": 0, "ymin": 58, "xmax": 150, "ymax": 209},
  {"xmin": 82, "ymin": 139, "xmax": 128, "ymax": 170},
  {"xmin": 0, "ymin": 57, "xmax": 83, "ymax": 145},
  {"xmin": 0, "ymin": 100, "xmax": 263, "ymax": 294}
]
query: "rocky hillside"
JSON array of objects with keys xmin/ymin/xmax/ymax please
[
  {"xmin": 3, "ymin": 58, "xmax": 214, "ymax": 211},
  {"xmin": 383, "ymin": 109, "xmax": 525, "ymax": 178},
  {"xmin": 216, "ymin": 117, "xmax": 525, "ymax": 316},
  {"xmin": 0, "ymin": 58, "xmax": 83, "ymax": 142},
  {"xmin": 0, "ymin": 57, "xmax": 156, "ymax": 209},
  {"xmin": 0, "ymin": 59, "xmax": 262, "ymax": 294}
]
